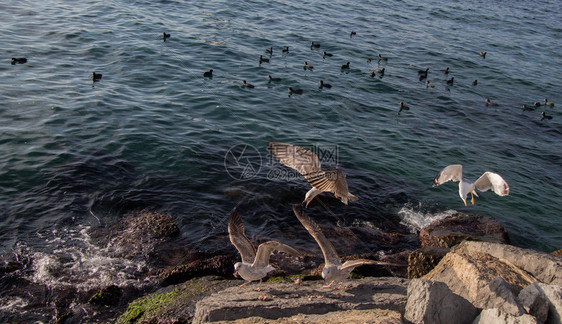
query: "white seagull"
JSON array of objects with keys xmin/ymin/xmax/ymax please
[
  {"xmin": 229, "ymin": 210, "xmax": 300, "ymax": 288},
  {"xmin": 293, "ymin": 205, "xmax": 398, "ymax": 288},
  {"xmin": 432, "ymin": 164, "xmax": 510, "ymax": 206},
  {"xmin": 267, "ymin": 142, "xmax": 358, "ymax": 207}
]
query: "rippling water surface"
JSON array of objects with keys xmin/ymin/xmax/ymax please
[{"xmin": 1, "ymin": 0, "xmax": 561, "ymax": 321}]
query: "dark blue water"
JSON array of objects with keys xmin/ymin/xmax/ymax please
[{"xmin": 1, "ymin": 0, "xmax": 561, "ymax": 321}]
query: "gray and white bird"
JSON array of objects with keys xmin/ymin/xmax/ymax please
[
  {"xmin": 293, "ymin": 205, "xmax": 397, "ymax": 288},
  {"xmin": 229, "ymin": 210, "xmax": 300, "ymax": 288},
  {"xmin": 268, "ymin": 142, "xmax": 358, "ymax": 207},
  {"xmin": 432, "ymin": 164, "xmax": 510, "ymax": 206}
]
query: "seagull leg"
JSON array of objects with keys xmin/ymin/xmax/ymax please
[
  {"xmin": 323, "ymin": 280, "xmax": 335, "ymax": 289},
  {"xmin": 471, "ymin": 192, "xmax": 475, "ymax": 205},
  {"xmin": 254, "ymin": 279, "xmax": 262, "ymax": 291},
  {"xmin": 239, "ymin": 281, "xmax": 252, "ymax": 288}
]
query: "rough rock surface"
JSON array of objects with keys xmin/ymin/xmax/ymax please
[
  {"xmin": 419, "ymin": 213, "xmax": 510, "ymax": 248},
  {"xmin": 159, "ymin": 254, "xmax": 237, "ymax": 286},
  {"xmin": 458, "ymin": 241, "xmax": 562, "ymax": 286},
  {"xmin": 407, "ymin": 246, "xmax": 449, "ymax": 279},
  {"xmin": 193, "ymin": 277, "xmax": 409, "ymax": 324},
  {"xmin": 423, "ymin": 242, "xmax": 539, "ymax": 304},
  {"xmin": 475, "ymin": 277, "xmax": 525, "ymax": 316},
  {"xmin": 472, "ymin": 308, "xmax": 540, "ymax": 324},
  {"xmin": 518, "ymin": 284, "xmax": 550, "ymax": 323},
  {"xmin": 224, "ymin": 309, "xmax": 403, "ymax": 324},
  {"xmin": 116, "ymin": 276, "xmax": 239, "ymax": 324},
  {"xmin": 404, "ymin": 279, "xmax": 478, "ymax": 324},
  {"xmin": 524, "ymin": 283, "xmax": 562, "ymax": 324}
]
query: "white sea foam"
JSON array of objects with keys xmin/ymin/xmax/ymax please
[
  {"xmin": 398, "ymin": 203, "xmax": 457, "ymax": 232},
  {"xmin": 28, "ymin": 225, "xmax": 154, "ymax": 291}
]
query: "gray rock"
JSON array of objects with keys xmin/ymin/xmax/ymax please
[
  {"xmin": 193, "ymin": 277, "xmax": 409, "ymax": 324},
  {"xmin": 520, "ymin": 283, "xmax": 562, "ymax": 324},
  {"xmin": 518, "ymin": 284, "xmax": 550, "ymax": 323},
  {"xmin": 459, "ymin": 241, "xmax": 562, "ymax": 286},
  {"xmin": 472, "ymin": 308, "xmax": 540, "ymax": 324},
  {"xmin": 404, "ymin": 279, "xmax": 479, "ymax": 324},
  {"xmin": 475, "ymin": 277, "xmax": 525, "ymax": 316}
]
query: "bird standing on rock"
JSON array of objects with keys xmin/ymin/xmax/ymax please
[
  {"xmin": 229, "ymin": 210, "xmax": 300, "ymax": 289},
  {"xmin": 292, "ymin": 206, "xmax": 398, "ymax": 289}
]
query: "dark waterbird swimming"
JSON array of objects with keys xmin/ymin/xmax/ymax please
[
  {"xmin": 282, "ymin": 46, "xmax": 289, "ymax": 53},
  {"xmin": 378, "ymin": 54, "xmax": 388, "ymax": 61},
  {"xmin": 446, "ymin": 77, "xmax": 454, "ymax": 86},
  {"xmin": 541, "ymin": 112, "xmax": 552, "ymax": 121},
  {"xmin": 203, "ymin": 69, "xmax": 213, "ymax": 77},
  {"xmin": 242, "ymin": 80, "xmax": 254, "ymax": 88},
  {"xmin": 311, "ymin": 41, "xmax": 320, "ymax": 48},
  {"xmin": 265, "ymin": 47, "xmax": 273, "ymax": 55},
  {"xmin": 319, "ymin": 80, "xmax": 332, "ymax": 88},
  {"xmin": 323, "ymin": 51, "xmax": 333, "ymax": 57},
  {"xmin": 259, "ymin": 55, "xmax": 269, "ymax": 63},
  {"xmin": 479, "ymin": 51, "xmax": 487, "ymax": 58},
  {"xmin": 399, "ymin": 102, "xmax": 410, "ymax": 114},
  {"xmin": 268, "ymin": 75, "xmax": 281, "ymax": 82},
  {"xmin": 288, "ymin": 87, "xmax": 303, "ymax": 94},
  {"xmin": 92, "ymin": 72, "xmax": 102, "ymax": 81},
  {"xmin": 341, "ymin": 62, "xmax": 350, "ymax": 69},
  {"xmin": 11, "ymin": 57, "xmax": 27, "ymax": 64},
  {"xmin": 162, "ymin": 32, "xmax": 170, "ymax": 40}
]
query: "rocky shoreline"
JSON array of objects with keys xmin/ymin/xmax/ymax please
[{"xmin": 102, "ymin": 211, "xmax": 561, "ymax": 324}]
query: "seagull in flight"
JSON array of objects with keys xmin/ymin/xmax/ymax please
[
  {"xmin": 432, "ymin": 164, "xmax": 510, "ymax": 206},
  {"xmin": 229, "ymin": 210, "xmax": 300, "ymax": 288},
  {"xmin": 267, "ymin": 142, "xmax": 358, "ymax": 207},
  {"xmin": 293, "ymin": 205, "xmax": 398, "ymax": 288}
]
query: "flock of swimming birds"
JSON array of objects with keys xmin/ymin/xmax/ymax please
[
  {"xmin": 229, "ymin": 142, "xmax": 510, "ymax": 289},
  {"xmin": 7, "ymin": 31, "xmax": 545, "ymax": 289}
]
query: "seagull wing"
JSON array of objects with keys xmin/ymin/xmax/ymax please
[
  {"xmin": 340, "ymin": 259, "xmax": 400, "ymax": 271},
  {"xmin": 474, "ymin": 172, "xmax": 510, "ymax": 196},
  {"xmin": 228, "ymin": 210, "xmax": 256, "ymax": 264},
  {"xmin": 292, "ymin": 205, "xmax": 341, "ymax": 267},
  {"xmin": 253, "ymin": 241, "xmax": 300, "ymax": 268},
  {"xmin": 433, "ymin": 164, "xmax": 463, "ymax": 187},
  {"xmin": 304, "ymin": 168, "xmax": 353, "ymax": 200},
  {"xmin": 267, "ymin": 142, "xmax": 321, "ymax": 175}
]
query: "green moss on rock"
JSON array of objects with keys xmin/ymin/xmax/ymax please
[{"xmin": 117, "ymin": 289, "xmax": 179, "ymax": 323}]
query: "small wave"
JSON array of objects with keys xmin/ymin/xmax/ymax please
[{"xmin": 398, "ymin": 203, "xmax": 456, "ymax": 232}]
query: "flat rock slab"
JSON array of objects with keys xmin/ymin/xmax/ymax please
[
  {"xmin": 224, "ymin": 308, "xmax": 404, "ymax": 324},
  {"xmin": 193, "ymin": 277, "xmax": 409, "ymax": 323}
]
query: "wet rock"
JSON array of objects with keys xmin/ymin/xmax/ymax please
[
  {"xmin": 419, "ymin": 213, "xmax": 510, "ymax": 248},
  {"xmin": 472, "ymin": 308, "xmax": 541, "ymax": 324},
  {"xmin": 122, "ymin": 209, "xmax": 180, "ymax": 239},
  {"xmin": 475, "ymin": 277, "xmax": 525, "ymax": 316},
  {"xmin": 193, "ymin": 277, "xmax": 409, "ymax": 324},
  {"xmin": 159, "ymin": 255, "xmax": 237, "ymax": 286},
  {"xmin": 116, "ymin": 276, "xmax": 238, "ymax": 324},
  {"xmin": 89, "ymin": 285, "xmax": 122, "ymax": 306},
  {"xmin": 404, "ymin": 279, "xmax": 478, "ymax": 324},
  {"xmin": 518, "ymin": 284, "xmax": 550, "ymax": 323},
  {"xmin": 423, "ymin": 242, "xmax": 537, "ymax": 305},
  {"xmin": 407, "ymin": 246, "xmax": 449, "ymax": 279},
  {"xmin": 458, "ymin": 241, "xmax": 562, "ymax": 286}
]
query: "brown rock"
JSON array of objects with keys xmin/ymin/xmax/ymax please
[
  {"xmin": 159, "ymin": 255, "xmax": 237, "ymax": 286},
  {"xmin": 423, "ymin": 243, "xmax": 537, "ymax": 304},
  {"xmin": 419, "ymin": 213, "xmax": 510, "ymax": 248},
  {"xmin": 226, "ymin": 309, "xmax": 403, "ymax": 323},
  {"xmin": 407, "ymin": 246, "xmax": 449, "ymax": 279}
]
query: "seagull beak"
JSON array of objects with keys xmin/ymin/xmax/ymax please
[
  {"xmin": 305, "ymin": 199, "xmax": 311, "ymax": 208},
  {"xmin": 234, "ymin": 271, "xmax": 239, "ymax": 278}
]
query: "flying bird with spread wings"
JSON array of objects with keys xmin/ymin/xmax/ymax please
[
  {"xmin": 228, "ymin": 210, "xmax": 300, "ymax": 288},
  {"xmin": 432, "ymin": 164, "xmax": 510, "ymax": 206},
  {"xmin": 267, "ymin": 142, "xmax": 358, "ymax": 207}
]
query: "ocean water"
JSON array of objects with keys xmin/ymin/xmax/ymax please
[{"xmin": 1, "ymin": 0, "xmax": 561, "ymax": 321}]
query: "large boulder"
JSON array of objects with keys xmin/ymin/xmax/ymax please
[
  {"xmin": 457, "ymin": 241, "xmax": 562, "ymax": 286},
  {"xmin": 423, "ymin": 242, "xmax": 538, "ymax": 305},
  {"xmin": 472, "ymin": 308, "xmax": 540, "ymax": 324},
  {"xmin": 158, "ymin": 255, "xmax": 237, "ymax": 286},
  {"xmin": 518, "ymin": 284, "xmax": 550, "ymax": 323},
  {"xmin": 419, "ymin": 213, "xmax": 510, "ymax": 248},
  {"xmin": 475, "ymin": 277, "xmax": 525, "ymax": 316},
  {"xmin": 193, "ymin": 277, "xmax": 409, "ymax": 324},
  {"xmin": 404, "ymin": 279, "xmax": 479, "ymax": 324}
]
